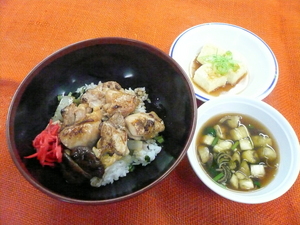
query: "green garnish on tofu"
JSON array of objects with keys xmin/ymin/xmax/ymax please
[{"xmin": 199, "ymin": 51, "xmax": 240, "ymax": 75}]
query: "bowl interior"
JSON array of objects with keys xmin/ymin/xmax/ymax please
[
  {"xmin": 187, "ymin": 96, "xmax": 299, "ymax": 204},
  {"xmin": 7, "ymin": 38, "xmax": 197, "ymax": 203}
]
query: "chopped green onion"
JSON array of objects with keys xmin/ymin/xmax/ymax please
[
  {"xmin": 211, "ymin": 137, "xmax": 219, "ymax": 146},
  {"xmin": 247, "ymin": 124, "xmax": 255, "ymax": 129},
  {"xmin": 231, "ymin": 141, "xmax": 240, "ymax": 150},
  {"xmin": 57, "ymin": 95, "xmax": 63, "ymax": 101},
  {"xmin": 129, "ymin": 164, "xmax": 135, "ymax": 172},
  {"xmin": 253, "ymin": 180, "xmax": 261, "ymax": 188},
  {"xmin": 73, "ymin": 98, "xmax": 81, "ymax": 105},
  {"xmin": 71, "ymin": 92, "xmax": 81, "ymax": 99},
  {"xmin": 204, "ymin": 127, "xmax": 216, "ymax": 137},
  {"xmin": 154, "ymin": 135, "xmax": 164, "ymax": 144},
  {"xmin": 199, "ymin": 51, "xmax": 240, "ymax": 75},
  {"xmin": 208, "ymin": 164, "xmax": 219, "ymax": 177},
  {"xmin": 145, "ymin": 155, "xmax": 150, "ymax": 162},
  {"xmin": 213, "ymin": 172, "xmax": 224, "ymax": 181}
]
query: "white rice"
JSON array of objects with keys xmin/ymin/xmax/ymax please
[
  {"xmin": 90, "ymin": 141, "xmax": 162, "ymax": 187},
  {"xmin": 76, "ymin": 81, "xmax": 99, "ymax": 93},
  {"xmin": 124, "ymin": 87, "xmax": 150, "ymax": 113},
  {"xmin": 131, "ymin": 139, "xmax": 162, "ymax": 166}
]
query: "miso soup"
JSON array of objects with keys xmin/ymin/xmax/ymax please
[{"xmin": 196, "ymin": 114, "xmax": 279, "ymax": 191}]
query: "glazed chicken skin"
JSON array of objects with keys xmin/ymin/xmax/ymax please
[
  {"xmin": 97, "ymin": 112, "xmax": 129, "ymax": 157},
  {"xmin": 125, "ymin": 111, "xmax": 165, "ymax": 140},
  {"xmin": 103, "ymin": 89, "xmax": 140, "ymax": 117},
  {"xmin": 61, "ymin": 103, "xmax": 96, "ymax": 127},
  {"xmin": 95, "ymin": 112, "xmax": 130, "ymax": 168},
  {"xmin": 82, "ymin": 82, "xmax": 139, "ymax": 117},
  {"xmin": 80, "ymin": 82, "xmax": 120, "ymax": 109},
  {"xmin": 59, "ymin": 105, "xmax": 103, "ymax": 149}
]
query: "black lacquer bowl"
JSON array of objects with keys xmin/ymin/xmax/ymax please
[{"xmin": 7, "ymin": 38, "xmax": 197, "ymax": 204}]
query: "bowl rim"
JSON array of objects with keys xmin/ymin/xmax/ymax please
[
  {"xmin": 6, "ymin": 37, "xmax": 198, "ymax": 204},
  {"xmin": 169, "ymin": 22, "xmax": 279, "ymax": 102},
  {"xmin": 187, "ymin": 95, "xmax": 300, "ymax": 204}
]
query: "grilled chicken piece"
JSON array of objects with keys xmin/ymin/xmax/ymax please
[
  {"xmin": 81, "ymin": 85, "xmax": 106, "ymax": 109},
  {"xmin": 102, "ymin": 81, "xmax": 122, "ymax": 91},
  {"xmin": 81, "ymin": 81, "xmax": 139, "ymax": 117},
  {"xmin": 61, "ymin": 103, "xmax": 93, "ymax": 126},
  {"xmin": 97, "ymin": 113, "xmax": 129, "ymax": 157},
  {"xmin": 81, "ymin": 81, "xmax": 123, "ymax": 108},
  {"xmin": 103, "ymin": 89, "xmax": 140, "ymax": 117},
  {"xmin": 125, "ymin": 111, "xmax": 165, "ymax": 140},
  {"xmin": 59, "ymin": 121, "xmax": 101, "ymax": 149},
  {"xmin": 59, "ymin": 108, "xmax": 103, "ymax": 149}
]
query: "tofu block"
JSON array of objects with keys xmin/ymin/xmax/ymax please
[
  {"xmin": 193, "ymin": 64, "xmax": 227, "ymax": 93},
  {"xmin": 226, "ymin": 62, "xmax": 247, "ymax": 85},
  {"xmin": 193, "ymin": 44, "xmax": 248, "ymax": 93},
  {"xmin": 197, "ymin": 44, "xmax": 226, "ymax": 64},
  {"xmin": 250, "ymin": 164, "xmax": 266, "ymax": 178}
]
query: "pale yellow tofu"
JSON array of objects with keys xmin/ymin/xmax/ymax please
[
  {"xmin": 226, "ymin": 62, "xmax": 248, "ymax": 85},
  {"xmin": 193, "ymin": 44, "xmax": 248, "ymax": 93},
  {"xmin": 193, "ymin": 64, "xmax": 227, "ymax": 93},
  {"xmin": 197, "ymin": 44, "xmax": 226, "ymax": 64}
]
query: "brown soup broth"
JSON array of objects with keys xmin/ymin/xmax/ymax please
[{"xmin": 196, "ymin": 114, "xmax": 279, "ymax": 191}]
